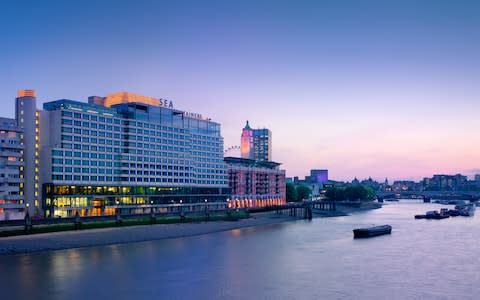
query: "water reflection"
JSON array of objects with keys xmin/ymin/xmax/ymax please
[{"xmin": 2, "ymin": 201, "xmax": 480, "ymax": 300}]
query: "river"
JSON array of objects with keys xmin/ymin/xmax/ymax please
[{"xmin": 1, "ymin": 201, "xmax": 480, "ymax": 300}]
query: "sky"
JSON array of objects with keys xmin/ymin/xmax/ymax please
[{"xmin": 1, "ymin": 0, "xmax": 479, "ymax": 181}]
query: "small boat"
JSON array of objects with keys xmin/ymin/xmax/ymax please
[
  {"xmin": 353, "ymin": 225, "xmax": 392, "ymax": 238},
  {"xmin": 458, "ymin": 204, "xmax": 476, "ymax": 217},
  {"xmin": 425, "ymin": 210, "xmax": 449, "ymax": 220},
  {"xmin": 415, "ymin": 214, "xmax": 426, "ymax": 219},
  {"xmin": 448, "ymin": 209, "xmax": 460, "ymax": 217}
]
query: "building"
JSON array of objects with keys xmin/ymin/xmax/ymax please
[
  {"xmin": 10, "ymin": 90, "xmax": 230, "ymax": 218},
  {"xmin": 391, "ymin": 180, "xmax": 418, "ymax": 192},
  {"xmin": 0, "ymin": 117, "xmax": 24, "ymax": 220},
  {"xmin": 422, "ymin": 174, "xmax": 468, "ymax": 191},
  {"xmin": 240, "ymin": 121, "xmax": 272, "ymax": 161},
  {"xmin": 225, "ymin": 157, "xmax": 286, "ymax": 208},
  {"xmin": 305, "ymin": 169, "xmax": 328, "ymax": 184},
  {"xmin": 16, "ymin": 90, "xmax": 41, "ymax": 216}
]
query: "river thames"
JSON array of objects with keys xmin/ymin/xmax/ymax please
[{"xmin": 1, "ymin": 201, "xmax": 480, "ymax": 300}]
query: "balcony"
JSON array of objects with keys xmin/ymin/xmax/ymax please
[
  {"xmin": 0, "ymin": 143, "xmax": 23, "ymax": 149},
  {"xmin": 0, "ymin": 151, "xmax": 22, "ymax": 157}
]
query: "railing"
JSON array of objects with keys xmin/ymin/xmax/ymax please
[{"xmin": 0, "ymin": 202, "xmax": 233, "ymax": 227}]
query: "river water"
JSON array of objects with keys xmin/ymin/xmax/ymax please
[{"xmin": 1, "ymin": 201, "xmax": 480, "ymax": 300}]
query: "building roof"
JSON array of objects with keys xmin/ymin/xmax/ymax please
[
  {"xmin": 103, "ymin": 92, "xmax": 162, "ymax": 107},
  {"xmin": 224, "ymin": 156, "xmax": 281, "ymax": 169}
]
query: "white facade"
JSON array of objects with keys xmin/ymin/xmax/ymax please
[{"xmin": 0, "ymin": 117, "xmax": 24, "ymax": 220}]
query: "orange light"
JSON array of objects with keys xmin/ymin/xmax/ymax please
[
  {"xmin": 17, "ymin": 89, "xmax": 36, "ymax": 97},
  {"xmin": 103, "ymin": 92, "xmax": 161, "ymax": 107}
]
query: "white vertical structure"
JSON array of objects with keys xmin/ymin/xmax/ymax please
[
  {"xmin": 0, "ymin": 118, "xmax": 24, "ymax": 220},
  {"xmin": 15, "ymin": 90, "xmax": 41, "ymax": 216}
]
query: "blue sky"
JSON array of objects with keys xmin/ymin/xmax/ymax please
[{"xmin": 1, "ymin": 0, "xmax": 479, "ymax": 181}]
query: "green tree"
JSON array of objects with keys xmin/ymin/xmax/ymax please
[
  {"xmin": 325, "ymin": 187, "xmax": 346, "ymax": 201},
  {"xmin": 364, "ymin": 186, "xmax": 375, "ymax": 201},
  {"xmin": 286, "ymin": 182, "xmax": 298, "ymax": 202},
  {"xmin": 325, "ymin": 187, "xmax": 336, "ymax": 200},
  {"xmin": 344, "ymin": 185, "xmax": 370, "ymax": 201},
  {"xmin": 296, "ymin": 184, "xmax": 312, "ymax": 201}
]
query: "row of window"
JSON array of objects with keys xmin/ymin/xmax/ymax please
[
  {"xmin": 62, "ymin": 110, "xmax": 190, "ymax": 134},
  {"xmin": 52, "ymin": 158, "xmax": 225, "ymax": 171},
  {"xmin": 52, "ymin": 174, "xmax": 226, "ymax": 185}
]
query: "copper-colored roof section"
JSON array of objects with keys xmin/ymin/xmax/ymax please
[
  {"xmin": 103, "ymin": 92, "xmax": 160, "ymax": 107},
  {"xmin": 17, "ymin": 89, "xmax": 36, "ymax": 97}
]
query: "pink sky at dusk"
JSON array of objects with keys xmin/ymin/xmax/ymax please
[{"xmin": 1, "ymin": 0, "xmax": 479, "ymax": 182}]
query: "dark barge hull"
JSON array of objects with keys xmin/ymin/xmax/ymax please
[{"xmin": 353, "ymin": 225, "xmax": 392, "ymax": 238}]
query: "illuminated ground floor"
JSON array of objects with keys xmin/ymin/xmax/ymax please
[
  {"xmin": 43, "ymin": 184, "xmax": 231, "ymax": 217},
  {"xmin": 227, "ymin": 196, "xmax": 286, "ymax": 209}
]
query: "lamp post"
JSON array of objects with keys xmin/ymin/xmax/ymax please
[
  {"xmin": 115, "ymin": 200, "xmax": 122, "ymax": 225},
  {"xmin": 179, "ymin": 199, "xmax": 185, "ymax": 222},
  {"xmin": 24, "ymin": 203, "xmax": 32, "ymax": 233},
  {"xmin": 150, "ymin": 200, "xmax": 155, "ymax": 224},
  {"xmin": 226, "ymin": 198, "xmax": 231, "ymax": 217},
  {"xmin": 204, "ymin": 199, "xmax": 209, "ymax": 221}
]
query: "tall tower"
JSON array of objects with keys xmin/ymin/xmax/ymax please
[
  {"xmin": 241, "ymin": 121, "xmax": 254, "ymax": 160},
  {"xmin": 15, "ymin": 90, "xmax": 41, "ymax": 216},
  {"xmin": 240, "ymin": 120, "xmax": 272, "ymax": 162}
]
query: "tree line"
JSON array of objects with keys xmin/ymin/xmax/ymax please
[
  {"xmin": 324, "ymin": 185, "xmax": 375, "ymax": 202},
  {"xmin": 286, "ymin": 183, "xmax": 312, "ymax": 202}
]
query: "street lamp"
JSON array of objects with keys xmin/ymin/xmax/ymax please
[
  {"xmin": 204, "ymin": 199, "xmax": 209, "ymax": 221},
  {"xmin": 150, "ymin": 200, "xmax": 155, "ymax": 223}
]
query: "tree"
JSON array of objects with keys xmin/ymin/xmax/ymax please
[
  {"xmin": 286, "ymin": 183, "xmax": 298, "ymax": 202},
  {"xmin": 325, "ymin": 187, "xmax": 346, "ymax": 201},
  {"xmin": 296, "ymin": 184, "xmax": 311, "ymax": 201},
  {"xmin": 345, "ymin": 186, "xmax": 366, "ymax": 201}
]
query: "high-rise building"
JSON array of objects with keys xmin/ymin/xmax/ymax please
[
  {"xmin": 0, "ymin": 117, "xmax": 24, "ymax": 220},
  {"xmin": 5, "ymin": 90, "xmax": 230, "ymax": 218},
  {"xmin": 240, "ymin": 121, "xmax": 272, "ymax": 161}
]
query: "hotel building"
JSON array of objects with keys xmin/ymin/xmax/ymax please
[
  {"xmin": 225, "ymin": 157, "xmax": 286, "ymax": 208},
  {"xmin": 0, "ymin": 117, "xmax": 24, "ymax": 220},
  {"xmin": 7, "ymin": 90, "xmax": 230, "ymax": 218},
  {"xmin": 240, "ymin": 121, "xmax": 272, "ymax": 162}
]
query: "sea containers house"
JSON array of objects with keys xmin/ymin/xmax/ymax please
[{"xmin": 40, "ymin": 92, "xmax": 230, "ymax": 217}]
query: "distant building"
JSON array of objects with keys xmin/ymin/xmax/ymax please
[
  {"xmin": 0, "ymin": 117, "xmax": 24, "ymax": 220},
  {"xmin": 240, "ymin": 121, "xmax": 272, "ymax": 162},
  {"xmin": 225, "ymin": 157, "xmax": 286, "ymax": 208},
  {"xmin": 305, "ymin": 169, "xmax": 328, "ymax": 184},
  {"xmin": 422, "ymin": 174, "xmax": 468, "ymax": 191},
  {"xmin": 474, "ymin": 175, "xmax": 480, "ymax": 188},
  {"xmin": 392, "ymin": 180, "xmax": 418, "ymax": 192}
]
